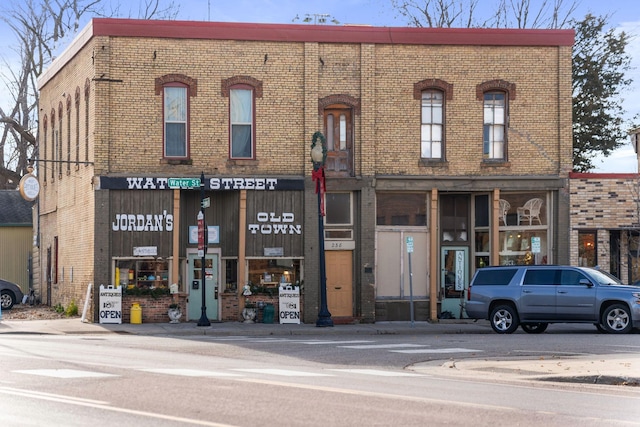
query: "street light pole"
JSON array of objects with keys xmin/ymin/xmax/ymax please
[
  {"xmin": 197, "ymin": 171, "xmax": 211, "ymax": 327},
  {"xmin": 311, "ymin": 132, "xmax": 333, "ymax": 327}
]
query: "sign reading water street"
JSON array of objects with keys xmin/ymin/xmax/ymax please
[{"xmin": 168, "ymin": 177, "xmax": 201, "ymax": 189}]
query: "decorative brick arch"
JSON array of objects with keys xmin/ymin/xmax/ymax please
[
  {"xmin": 66, "ymin": 93, "xmax": 72, "ymax": 111},
  {"xmin": 221, "ymin": 75, "xmax": 263, "ymax": 98},
  {"xmin": 58, "ymin": 102, "xmax": 63, "ymax": 119},
  {"xmin": 75, "ymin": 87, "xmax": 81, "ymax": 106},
  {"xmin": 318, "ymin": 94, "xmax": 361, "ymax": 115},
  {"xmin": 476, "ymin": 79, "xmax": 516, "ymax": 100},
  {"xmin": 43, "ymin": 114, "xmax": 48, "ymax": 129},
  {"xmin": 50, "ymin": 108, "xmax": 56, "ymax": 125},
  {"xmin": 85, "ymin": 78, "xmax": 91, "ymax": 97},
  {"xmin": 154, "ymin": 73, "xmax": 198, "ymax": 96},
  {"xmin": 413, "ymin": 78, "xmax": 453, "ymax": 100}
]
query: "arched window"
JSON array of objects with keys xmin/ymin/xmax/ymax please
[
  {"xmin": 155, "ymin": 74, "xmax": 197, "ymax": 159},
  {"xmin": 483, "ymin": 91, "xmax": 506, "ymax": 159},
  {"xmin": 477, "ymin": 79, "xmax": 515, "ymax": 161},
  {"xmin": 230, "ymin": 85, "xmax": 254, "ymax": 159},
  {"xmin": 421, "ymin": 90, "xmax": 444, "ymax": 159},
  {"xmin": 222, "ymin": 76, "xmax": 262, "ymax": 160}
]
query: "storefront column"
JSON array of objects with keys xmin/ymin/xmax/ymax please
[
  {"xmin": 429, "ymin": 188, "xmax": 438, "ymax": 320},
  {"xmin": 238, "ymin": 190, "xmax": 247, "ymax": 309},
  {"xmin": 172, "ymin": 189, "xmax": 180, "ymax": 287},
  {"xmin": 492, "ymin": 190, "xmax": 501, "ymax": 265}
]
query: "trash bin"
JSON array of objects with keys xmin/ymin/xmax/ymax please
[
  {"xmin": 130, "ymin": 302, "xmax": 142, "ymax": 324},
  {"xmin": 262, "ymin": 303, "xmax": 275, "ymax": 324}
]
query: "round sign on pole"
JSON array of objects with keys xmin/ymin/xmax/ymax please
[{"xmin": 19, "ymin": 173, "xmax": 40, "ymax": 201}]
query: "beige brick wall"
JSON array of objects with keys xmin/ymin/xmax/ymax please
[{"xmin": 36, "ymin": 22, "xmax": 572, "ymax": 313}]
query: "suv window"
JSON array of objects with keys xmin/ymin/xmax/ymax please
[
  {"xmin": 523, "ymin": 269, "xmax": 559, "ymax": 285},
  {"xmin": 560, "ymin": 270, "xmax": 588, "ymax": 286},
  {"xmin": 473, "ymin": 268, "xmax": 517, "ymax": 286}
]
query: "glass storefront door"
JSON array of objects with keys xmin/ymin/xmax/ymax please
[
  {"xmin": 440, "ymin": 247, "xmax": 469, "ymax": 319},
  {"xmin": 187, "ymin": 252, "xmax": 219, "ymax": 321}
]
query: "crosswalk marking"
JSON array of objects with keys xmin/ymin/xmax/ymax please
[
  {"xmin": 232, "ymin": 368, "xmax": 332, "ymax": 377},
  {"xmin": 390, "ymin": 348, "xmax": 482, "ymax": 354},
  {"xmin": 12, "ymin": 369, "xmax": 117, "ymax": 379},
  {"xmin": 330, "ymin": 369, "xmax": 426, "ymax": 377},
  {"xmin": 300, "ymin": 340, "xmax": 374, "ymax": 345},
  {"xmin": 338, "ymin": 343, "xmax": 426, "ymax": 349},
  {"xmin": 141, "ymin": 368, "xmax": 242, "ymax": 377}
]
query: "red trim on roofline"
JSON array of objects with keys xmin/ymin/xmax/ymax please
[
  {"xmin": 91, "ymin": 18, "xmax": 574, "ymax": 46},
  {"xmin": 570, "ymin": 172, "xmax": 640, "ymax": 179}
]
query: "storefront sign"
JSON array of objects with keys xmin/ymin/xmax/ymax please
[
  {"xmin": 279, "ymin": 286, "xmax": 300, "ymax": 324},
  {"xmin": 112, "ymin": 211, "xmax": 174, "ymax": 232},
  {"xmin": 100, "ymin": 176, "xmax": 304, "ymax": 191},
  {"xmin": 99, "ymin": 285, "xmax": 122, "ymax": 324},
  {"xmin": 133, "ymin": 246, "xmax": 157, "ymax": 256},
  {"xmin": 189, "ymin": 225, "xmax": 220, "ymax": 244},
  {"xmin": 264, "ymin": 247, "xmax": 284, "ymax": 256},
  {"xmin": 248, "ymin": 212, "xmax": 301, "ymax": 235}
]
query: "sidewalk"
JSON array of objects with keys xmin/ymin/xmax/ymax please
[
  {"xmin": 0, "ymin": 316, "xmax": 491, "ymax": 336},
  {"xmin": 1, "ymin": 317, "xmax": 638, "ymax": 386}
]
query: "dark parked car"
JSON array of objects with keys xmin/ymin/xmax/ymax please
[
  {"xmin": 465, "ymin": 265, "xmax": 640, "ymax": 334},
  {"xmin": 0, "ymin": 279, "xmax": 24, "ymax": 310}
]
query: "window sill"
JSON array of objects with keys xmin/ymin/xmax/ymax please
[
  {"xmin": 162, "ymin": 158, "xmax": 193, "ymax": 165},
  {"xmin": 227, "ymin": 159, "xmax": 259, "ymax": 167},
  {"xmin": 419, "ymin": 159, "xmax": 448, "ymax": 168},
  {"xmin": 480, "ymin": 160, "xmax": 511, "ymax": 168}
]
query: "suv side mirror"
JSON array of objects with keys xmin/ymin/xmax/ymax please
[{"xmin": 579, "ymin": 278, "xmax": 594, "ymax": 287}]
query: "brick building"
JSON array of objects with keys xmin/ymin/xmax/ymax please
[
  {"xmin": 35, "ymin": 19, "xmax": 574, "ymax": 323},
  {"xmin": 569, "ymin": 172, "xmax": 640, "ymax": 284}
]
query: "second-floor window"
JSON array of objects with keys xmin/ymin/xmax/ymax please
[
  {"xmin": 483, "ymin": 91, "xmax": 506, "ymax": 159},
  {"xmin": 164, "ymin": 85, "xmax": 188, "ymax": 158},
  {"xmin": 230, "ymin": 87, "xmax": 254, "ymax": 159},
  {"xmin": 421, "ymin": 90, "xmax": 443, "ymax": 159}
]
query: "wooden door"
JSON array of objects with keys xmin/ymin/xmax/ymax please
[
  {"xmin": 325, "ymin": 250, "xmax": 353, "ymax": 317},
  {"xmin": 324, "ymin": 106, "xmax": 353, "ymax": 177}
]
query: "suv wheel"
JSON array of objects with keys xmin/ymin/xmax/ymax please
[
  {"xmin": 1, "ymin": 290, "xmax": 16, "ymax": 310},
  {"xmin": 521, "ymin": 323, "xmax": 548, "ymax": 334},
  {"xmin": 490, "ymin": 305, "xmax": 519, "ymax": 334},
  {"xmin": 601, "ymin": 304, "xmax": 632, "ymax": 334}
]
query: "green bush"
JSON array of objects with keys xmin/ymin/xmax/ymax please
[
  {"xmin": 65, "ymin": 300, "xmax": 78, "ymax": 317},
  {"xmin": 54, "ymin": 303, "xmax": 64, "ymax": 313}
]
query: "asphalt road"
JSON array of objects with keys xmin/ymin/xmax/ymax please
[{"xmin": 0, "ymin": 326, "xmax": 638, "ymax": 426}]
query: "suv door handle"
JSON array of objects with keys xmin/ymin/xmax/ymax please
[{"xmin": 557, "ymin": 290, "xmax": 568, "ymax": 294}]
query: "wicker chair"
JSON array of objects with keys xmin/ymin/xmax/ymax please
[
  {"xmin": 517, "ymin": 198, "xmax": 543, "ymax": 225},
  {"xmin": 498, "ymin": 199, "xmax": 510, "ymax": 225}
]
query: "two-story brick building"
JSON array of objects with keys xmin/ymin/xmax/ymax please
[{"xmin": 35, "ymin": 19, "xmax": 574, "ymax": 323}]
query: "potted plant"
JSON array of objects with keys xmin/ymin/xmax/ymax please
[
  {"xmin": 168, "ymin": 301, "xmax": 182, "ymax": 324},
  {"xmin": 242, "ymin": 299, "xmax": 257, "ymax": 323}
]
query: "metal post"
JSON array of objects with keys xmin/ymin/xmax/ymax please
[
  {"xmin": 311, "ymin": 132, "xmax": 333, "ymax": 327},
  {"xmin": 197, "ymin": 171, "xmax": 210, "ymax": 327}
]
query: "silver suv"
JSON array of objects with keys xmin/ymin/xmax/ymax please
[{"xmin": 465, "ymin": 265, "xmax": 640, "ymax": 334}]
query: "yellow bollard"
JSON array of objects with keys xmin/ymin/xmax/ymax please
[{"xmin": 130, "ymin": 302, "xmax": 142, "ymax": 324}]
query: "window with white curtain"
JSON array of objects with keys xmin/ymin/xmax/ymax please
[
  {"xmin": 164, "ymin": 85, "xmax": 187, "ymax": 157},
  {"xmin": 230, "ymin": 88, "xmax": 253, "ymax": 158}
]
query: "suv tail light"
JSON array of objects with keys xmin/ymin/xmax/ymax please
[{"xmin": 467, "ymin": 286, "xmax": 471, "ymax": 301}]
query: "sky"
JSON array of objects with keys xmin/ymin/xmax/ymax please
[{"xmin": 2, "ymin": 0, "xmax": 640, "ymax": 172}]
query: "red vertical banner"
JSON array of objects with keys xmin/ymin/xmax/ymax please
[{"xmin": 197, "ymin": 211, "xmax": 204, "ymax": 257}]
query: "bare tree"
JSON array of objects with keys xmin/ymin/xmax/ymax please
[
  {"xmin": 0, "ymin": 0, "xmax": 179, "ymax": 189},
  {"xmin": 390, "ymin": 0, "xmax": 577, "ymax": 29}
]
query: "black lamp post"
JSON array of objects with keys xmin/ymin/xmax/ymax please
[
  {"xmin": 197, "ymin": 171, "xmax": 211, "ymax": 327},
  {"xmin": 311, "ymin": 132, "xmax": 333, "ymax": 327}
]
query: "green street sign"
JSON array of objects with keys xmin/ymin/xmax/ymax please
[{"xmin": 168, "ymin": 178, "xmax": 201, "ymax": 189}]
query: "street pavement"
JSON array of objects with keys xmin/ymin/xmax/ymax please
[{"xmin": 1, "ymin": 317, "xmax": 638, "ymax": 386}]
